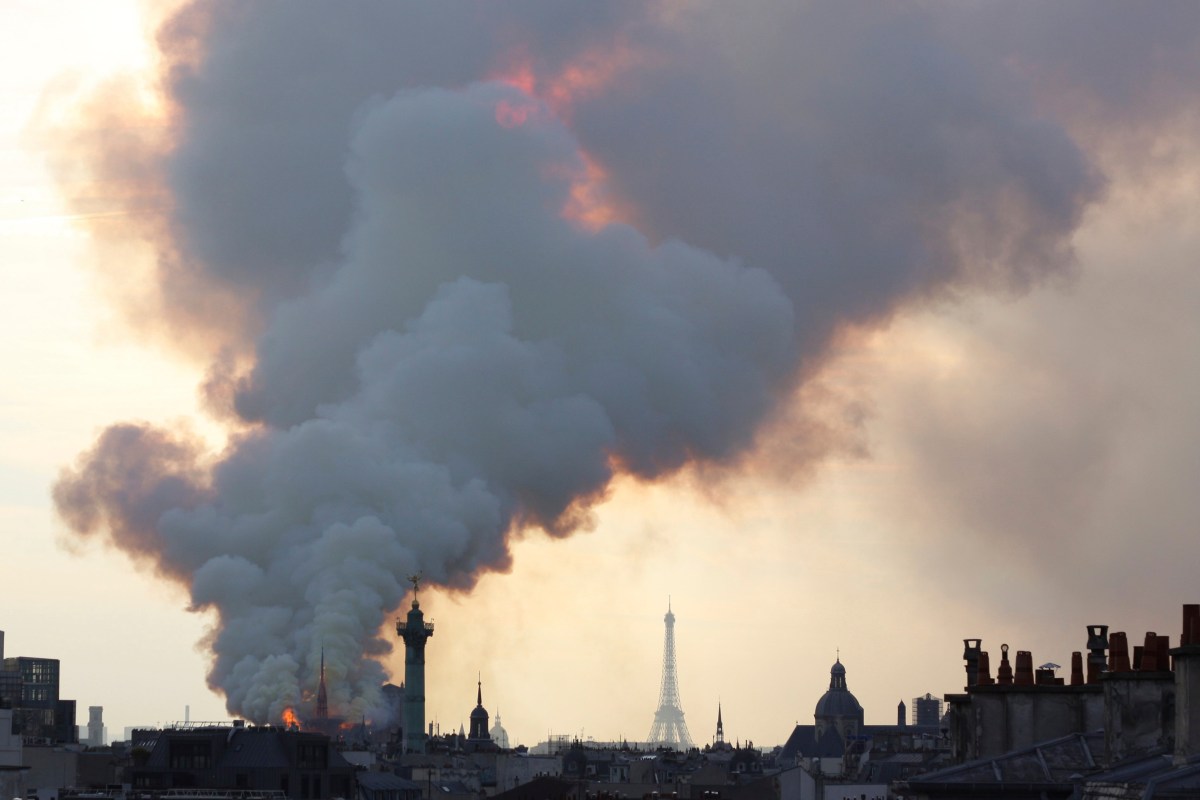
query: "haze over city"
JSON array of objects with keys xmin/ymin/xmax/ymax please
[{"xmin": 3, "ymin": 0, "xmax": 1199, "ymax": 753}]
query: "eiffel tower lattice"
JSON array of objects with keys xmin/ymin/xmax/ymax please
[{"xmin": 647, "ymin": 601, "xmax": 693, "ymax": 749}]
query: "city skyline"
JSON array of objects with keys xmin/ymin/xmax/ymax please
[{"xmin": 3, "ymin": 1, "xmax": 1199, "ymax": 752}]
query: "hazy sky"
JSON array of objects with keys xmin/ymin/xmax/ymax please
[{"xmin": 2, "ymin": 1, "xmax": 1199, "ymax": 749}]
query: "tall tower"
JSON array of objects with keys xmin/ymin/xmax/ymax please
[
  {"xmin": 715, "ymin": 702, "xmax": 724, "ymax": 746},
  {"xmin": 647, "ymin": 601, "xmax": 693, "ymax": 749},
  {"xmin": 315, "ymin": 648, "xmax": 329, "ymax": 720},
  {"xmin": 396, "ymin": 574, "xmax": 434, "ymax": 753},
  {"xmin": 87, "ymin": 706, "xmax": 104, "ymax": 747}
]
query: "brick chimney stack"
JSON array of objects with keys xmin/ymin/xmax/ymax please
[
  {"xmin": 1173, "ymin": 604, "xmax": 1200, "ymax": 765},
  {"xmin": 963, "ymin": 639, "xmax": 981, "ymax": 689},
  {"xmin": 1087, "ymin": 625, "xmax": 1109, "ymax": 684},
  {"xmin": 997, "ymin": 644, "xmax": 1014, "ymax": 686}
]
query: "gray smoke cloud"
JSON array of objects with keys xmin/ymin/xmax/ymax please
[{"xmin": 52, "ymin": 2, "xmax": 1109, "ymax": 723}]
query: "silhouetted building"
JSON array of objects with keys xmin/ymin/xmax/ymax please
[
  {"xmin": 815, "ymin": 657, "xmax": 864, "ymax": 743},
  {"xmin": 911, "ymin": 694, "xmax": 942, "ymax": 728},
  {"xmin": 0, "ymin": 703, "xmax": 26, "ymax": 800},
  {"xmin": 897, "ymin": 603, "xmax": 1200, "ymax": 799},
  {"xmin": 781, "ymin": 656, "xmax": 946, "ymax": 788},
  {"xmin": 356, "ymin": 770, "xmax": 421, "ymax": 800},
  {"xmin": 130, "ymin": 722, "xmax": 354, "ymax": 799},
  {"xmin": 0, "ymin": 632, "xmax": 19, "ymax": 710},
  {"xmin": 466, "ymin": 679, "xmax": 496, "ymax": 752},
  {"xmin": 2, "ymin": 656, "xmax": 77, "ymax": 743}
]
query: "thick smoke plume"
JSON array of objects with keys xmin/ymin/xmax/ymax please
[{"xmin": 52, "ymin": 2, "xmax": 1102, "ymax": 723}]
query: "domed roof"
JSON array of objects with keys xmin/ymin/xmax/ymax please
[
  {"xmin": 814, "ymin": 687, "xmax": 863, "ymax": 718},
  {"xmin": 814, "ymin": 657, "xmax": 863, "ymax": 720}
]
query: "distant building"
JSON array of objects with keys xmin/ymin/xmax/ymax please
[
  {"xmin": 467, "ymin": 679, "xmax": 493, "ymax": 751},
  {"xmin": 356, "ymin": 770, "xmax": 421, "ymax": 800},
  {"xmin": 2, "ymin": 656, "xmax": 77, "ymax": 743},
  {"xmin": 0, "ymin": 703, "xmax": 27, "ymax": 800},
  {"xmin": 910, "ymin": 694, "xmax": 942, "ymax": 728},
  {"xmin": 488, "ymin": 712, "xmax": 510, "ymax": 750},
  {"xmin": 0, "ymin": 663, "xmax": 19, "ymax": 713},
  {"xmin": 86, "ymin": 706, "xmax": 104, "ymax": 747},
  {"xmin": 781, "ymin": 656, "xmax": 868, "ymax": 774},
  {"xmin": 130, "ymin": 722, "xmax": 354, "ymax": 799},
  {"xmin": 780, "ymin": 655, "xmax": 946, "ymax": 791},
  {"xmin": 814, "ymin": 657, "xmax": 864, "ymax": 743}
]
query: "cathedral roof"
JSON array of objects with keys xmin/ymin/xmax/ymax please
[{"xmin": 814, "ymin": 657, "xmax": 863, "ymax": 720}]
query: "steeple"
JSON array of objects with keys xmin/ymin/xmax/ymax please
[
  {"xmin": 716, "ymin": 702, "xmax": 725, "ymax": 744},
  {"xmin": 829, "ymin": 655, "xmax": 847, "ymax": 690},
  {"xmin": 469, "ymin": 675, "xmax": 491, "ymax": 742},
  {"xmin": 316, "ymin": 647, "xmax": 329, "ymax": 719}
]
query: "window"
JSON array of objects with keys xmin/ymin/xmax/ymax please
[
  {"xmin": 169, "ymin": 739, "xmax": 212, "ymax": 769},
  {"xmin": 297, "ymin": 743, "xmax": 326, "ymax": 769}
]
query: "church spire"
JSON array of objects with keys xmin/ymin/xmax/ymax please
[
  {"xmin": 316, "ymin": 646, "xmax": 329, "ymax": 719},
  {"xmin": 716, "ymin": 702, "xmax": 725, "ymax": 744}
]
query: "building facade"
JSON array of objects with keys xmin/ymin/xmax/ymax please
[{"xmin": 130, "ymin": 723, "xmax": 354, "ymax": 799}]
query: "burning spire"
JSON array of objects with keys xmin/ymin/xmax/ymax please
[{"xmin": 316, "ymin": 647, "xmax": 329, "ymax": 720}]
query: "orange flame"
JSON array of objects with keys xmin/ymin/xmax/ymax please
[{"xmin": 282, "ymin": 707, "xmax": 299, "ymax": 729}]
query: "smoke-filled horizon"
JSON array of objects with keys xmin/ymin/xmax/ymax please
[{"xmin": 47, "ymin": 2, "xmax": 1190, "ymax": 726}]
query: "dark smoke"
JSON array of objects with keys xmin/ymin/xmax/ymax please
[{"xmin": 52, "ymin": 2, "xmax": 1106, "ymax": 723}]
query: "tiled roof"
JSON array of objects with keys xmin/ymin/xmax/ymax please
[
  {"xmin": 900, "ymin": 731, "xmax": 1104, "ymax": 788},
  {"xmin": 218, "ymin": 730, "xmax": 290, "ymax": 769},
  {"xmin": 356, "ymin": 772, "xmax": 421, "ymax": 792}
]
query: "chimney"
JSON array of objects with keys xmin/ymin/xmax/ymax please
[
  {"xmin": 1141, "ymin": 633, "xmax": 1159, "ymax": 671},
  {"xmin": 1070, "ymin": 652, "xmax": 1084, "ymax": 686},
  {"xmin": 898, "ymin": 700, "xmax": 906, "ymax": 727},
  {"xmin": 1087, "ymin": 625, "xmax": 1109, "ymax": 683},
  {"xmin": 1173, "ymin": 605, "xmax": 1200, "ymax": 765},
  {"xmin": 963, "ymin": 639, "xmax": 982, "ymax": 688},
  {"xmin": 1159, "ymin": 635, "xmax": 1172, "ymax": 672},
  {"xmin": 978, "ymin": 651, "xmax": 994, "ymax": 686},
  {"xmin": 997, "ymin": 644, "xmax": 1014, "ymax": 686},
  {"xmin": 1015, "ymin": 651, "xmax": 1034, "ymax": 686},
  {"xmin": 1109, "ymin": 632, "xmax": 1131, "ymax": 673},
  {"xmin": 1184, "ymin": 605, "xmax": 1200, "ymax": 646}
]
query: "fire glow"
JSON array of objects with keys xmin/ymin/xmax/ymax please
[
  {"xmin": 489, "ymin": 48, "xmax": 633, "ymax": 231},
  {"xmin": 281, "ymin": 707, "xmax": 299, "ymax": 729}
]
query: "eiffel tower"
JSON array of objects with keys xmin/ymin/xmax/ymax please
[{"xmin": 647, "ymin": 601, "xmax": 693, "ymax": 749}]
